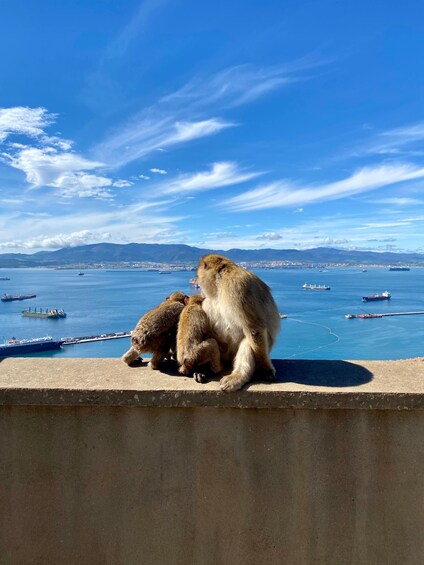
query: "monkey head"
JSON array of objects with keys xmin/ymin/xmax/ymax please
[
  {"xmin": 197, "ymin": 254, "xmax": 232, "ymax": 298},
  {"xmin": 187, "ymin": 294, "xmax": 204, "ymax": 306},
  {"xmin": 166, "ymin": 291, "xmax": 188, "ymax": 304}
]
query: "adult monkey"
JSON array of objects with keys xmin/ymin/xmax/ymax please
[{"xmin": 197, "ymin": 254, "xmax": 280, "ymax": 391}]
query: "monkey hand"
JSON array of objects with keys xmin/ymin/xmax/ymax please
[
  {"xmin": 219, "ymin": 372, "xmax": 248, "ymax": 392},
  {"xmin": 193, "ymin": 372, "xmax": 208, "ymax": 384}
]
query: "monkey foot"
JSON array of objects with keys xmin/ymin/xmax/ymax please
[
  {"xmin": 255, "ymin": 367, "xmax": 277, "ymax": 382},
  {"xmin": 219, "ymin": 373, "xmax": 248, "ymax": 392},
  {"xmin": 148, "ymin": 360, "xmax": 161, "ymax": 370}
]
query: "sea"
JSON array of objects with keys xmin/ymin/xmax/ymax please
[{"xmin": 1, "ymin": 267, "xmax": 424, "ymax": 360}]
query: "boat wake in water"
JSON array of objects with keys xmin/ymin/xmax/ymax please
[{"xmin": 285, "ymin": 318, "xmax": 340, "ymax": 358}]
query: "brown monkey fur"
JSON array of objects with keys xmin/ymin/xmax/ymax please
[
  {"xmin": 122, "ymin": 291, "xmax": 188, "ymax": 368},
  {"xmin": 176, "ymin": 294, "xmax": 224, "ymax": 383},
  {"xmin": 197, "ymin": 254, "xmax": 280, "ymax": 392}
]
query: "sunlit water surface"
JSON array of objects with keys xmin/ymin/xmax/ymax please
[{"xmin": 1, "ymin": 267, "xmax": 423, "ymax": 360}]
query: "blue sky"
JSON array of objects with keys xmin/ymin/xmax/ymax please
[{"xmin": 1, "ymin": 0, "xmax": 424, "ymax": 254}]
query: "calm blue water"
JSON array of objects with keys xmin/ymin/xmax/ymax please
[{"xmin": 1, "ymin": 267, "xmax": 424, "ymax": 360}]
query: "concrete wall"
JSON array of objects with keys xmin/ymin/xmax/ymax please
[{"xmin": 1, "ymin": 358, "xmax": 424, "ymax": 565}]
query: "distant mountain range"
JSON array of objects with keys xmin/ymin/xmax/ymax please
[{"xmin": 0, "ymin": 243, "xmax": 423, "ymax": 268}]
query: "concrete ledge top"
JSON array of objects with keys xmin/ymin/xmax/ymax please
[{"xmin": 1, "ymin": 357, "xmax": 424, "ymax": 409}]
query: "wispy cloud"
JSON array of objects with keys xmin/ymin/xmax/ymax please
[
  {"xmin": 93, "ymin": 60, "xmax": 318, "ymax": 168},
  {"xmin": 223, "ymin": 163, "xmax": 424, "ymax": 211},
  {"xmin": 364, "ymin": 121, "xmax": 424, "ymax": 156},
  {"xmin": 162, "ymin": 162, "xmax": 261, "ymax": 194},
  {"xmin": 161, "ymin": 59, "xmax": 323, "ymax": 110},
  {"xmin": 94, "ymin": 117, "xmax": 234, "ymax": 168},
  {"xmin": 369, "ymin": 197, "xmax": 424, "ymax": 205}
]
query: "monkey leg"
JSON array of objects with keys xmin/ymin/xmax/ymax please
[
  {"xmin": 148, "ymin": 353, "xmax": 165, "ymax": 369},
  {"xmin": 219, "ymin": 337, "xmax": 255, "ymax": 392},
  {"xmin": 245, "ymin": 327, "xmax": 276, "ymax": 381},
  {"xmin": 194, "ymin": 338, "xmax": 223, "ymax": 374},
  {"xmin": 147, "ymin": 334, "xmax": 173, "ymax": 370},
  {"xmin": 121, "ymin": 346, "xmax": 143, "ymax": 365}
]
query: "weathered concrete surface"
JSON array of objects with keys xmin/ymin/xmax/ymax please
[
  {"xmin": 1, "ymin": 358, "xmax": 424, "ymax": 564},
  {"xmin": 1, "ymin": 357, "xmax": 424, "ymax": 408}
]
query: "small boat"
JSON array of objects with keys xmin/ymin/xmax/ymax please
[
  {"xmin": 78, "ymin": 272, "xmax": 84, "ymax": 276},
  {"xmin": 279, "ymin": 313, "xmax": 287, "ymax": 319},
  {"xmin": 21, "ymin": 307, "xmax": 67, "ymax": 319},
  {"xmin": 302, "ymin": 283, "xmax": 331, "ymax": 290},
  {"xmin": 0, "ymin": 277, "xmax": 10, "ymax": 280},
  {"xmin": 159, "ymin": 271, "xmax": 171, "ymax": 274},
  {"xmin": 389, "ymin": 267, "xmax": 410, "ymax": 271},
  {"xmin": 362, "ymin": 291, "xmax": 391, "ymax": 302},
  {"xmin": 189, "ymin": 277, "xmax": 201, "ymax": 289},
  {"xmin": 362, "ymin": 269, "xmax": 367, "ymax": 273},
  {"xmin": 1, "ymin": 293, "xmax": 36, "ymax": 302}
]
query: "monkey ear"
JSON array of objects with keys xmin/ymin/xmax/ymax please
[
  {"xmin": 165, "ymin": 295, "xmax": 170, "ymax": 300},
  {"xmin": 215, "ymin": 258, "xmax": 226, "ymax": 273}
]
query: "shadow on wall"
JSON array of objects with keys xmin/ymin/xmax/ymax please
[
  {"xmin": 128, "ymin": 358, "xmax": 373, "ymax": 388},
  {"xmin": 272, "ymin": 359, "xmax": 373, "ymax": 387}
]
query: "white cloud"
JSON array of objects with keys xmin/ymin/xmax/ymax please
[
  {"xmin": 0, "ymin": 230, "xmax": 114, "ymax": 250},
  {"xmin": 223, "ymin": 164, "xmax": 424, "ymax": 211},
  {"xmin": 113, "ymin": 179, "xmax": 133, "ymax": 187},
  {"xmin": 52, "ymin": 172, "xmax": 114, "ymax": 198},
  {"xmin": 370, "ymin": 197, "xmax": 423, "ymax": 205},
  {"xmin": 161, "ymin": 60, "xmax": 322, "ymax": 110},
  {"xmin": 0, "ymin": 106, "xmax": 56, "ymax": 141},
  {"xmin": 92, "ymin": 60, "xmax": 318, "ymax": 168},
  {"xmin": 256, "ymin": 232, "xmax": 283, "ymax": 241},
  {"xmin": 4, "ymin": 146, "xmax": 103, "ymax": 186},
  {"xmin": 162, "ymin": 162, "xmax": 261, "ymax": 194},
  {"xmin": 149, "ymin": 168, "xmax": 167, "ymax": 175},
  {"xmin": 360, "ymin": 121, "xmax": 424, "ymax": 157},
  {"xmin": 139, "ymin": 174, "xmax": 150, "ymax": 180},
  {"xmin": 95, "ymin": 116, "xmax": 234, "ymax": 168}
]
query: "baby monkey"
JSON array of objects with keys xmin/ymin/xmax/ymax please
[
  {"xmin": 177, "ymin": 294, "xmax": 224, "ymax": 383},
  {"xmin": 122, "ymin": 291, "xmax": 188, "ymax": 368}
]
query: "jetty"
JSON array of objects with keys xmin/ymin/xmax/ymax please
[
  {"xmin": 345, "ymin": 311, "xmax": 424, "ymax": 319},
  {"xmin": 61, "ymin": 331, "xmax": 131, "ymax": 345}
]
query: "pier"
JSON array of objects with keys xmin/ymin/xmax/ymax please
[
  {"xmin": 346, "ymin": 311, "xmax": 424, "ymax": 319},
  {"xmin": 61, "ymin": 331, "xmax": 131, "ymax": 345}
]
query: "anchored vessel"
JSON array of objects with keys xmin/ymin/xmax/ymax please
[
  {"xmin": 0, "ymin": 336, "xmax": 62, "ymax": 357},
  {"xmin": 21, "ymin": 308, "xmax": 67, "ymax": 319},
  {"xmin": 302, "ymin": 283, "xmax": 331, "ymax": 290},
  {"xmin": 1, "ymin": 293, "xmax": 36, "ymax": 302},
  {"xmin": 362, "ymin": 291, "xmax": 391, "ymax": 302},
  {"xmin": 389, "ymin": 267, "xmax": 410, "ymax": 271}
]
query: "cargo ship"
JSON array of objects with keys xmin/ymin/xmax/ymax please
[
  {"xmin": 389, "ymin": 267, "xmax": 410, "ymax": 271},
  {"xmin": 1, "ymin": 293, "xmax": 36, "ymax": 302},
  {"xmin": 21, "ymin": 308, "xmax": 67, "ymax": 319},
  {"xmin": 0, "ymin": 336, "xmax": 63, "ymax": 357},
  {"xmin": 362, "ymin": 291, "xmax": 391, "ymax": 302},
  {"xmin": 302, "ymin": 283, "xmax": 331, "ymax": 290}
]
